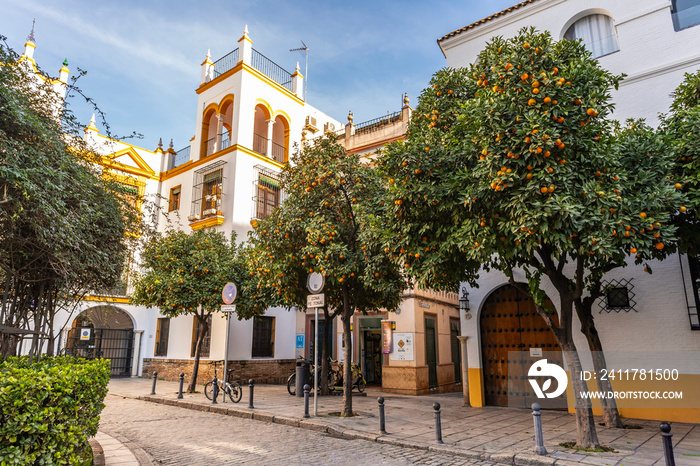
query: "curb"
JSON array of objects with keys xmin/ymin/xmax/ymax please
[{"xmin": 129, "ymin": 393, "xmax": 587, "ymax": 466}]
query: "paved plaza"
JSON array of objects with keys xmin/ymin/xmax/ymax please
[{"xmin": 99, "ymin": 378, "xmax": 700, "ymax": 465}]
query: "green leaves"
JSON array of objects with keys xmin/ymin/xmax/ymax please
[{"xmin": 0, "ymin": 357, "xmax": 110, "ymax": 465}]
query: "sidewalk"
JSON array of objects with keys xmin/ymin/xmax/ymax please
[{"xmin": 106, "ymin": 378, "xmax": 700, "ymax": 466}]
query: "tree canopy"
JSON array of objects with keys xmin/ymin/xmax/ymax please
[
  {"xmin": 0, "ymin": 38, "xmax": 140, "ymax": 359},
  {"xmin": 246, "ymin": 135, "xmax": 406, "ymax": 414}
]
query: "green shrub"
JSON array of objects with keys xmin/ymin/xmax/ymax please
[{"xmin": 0, "ymin": 356, "xmax": 110, "ymax": 465}]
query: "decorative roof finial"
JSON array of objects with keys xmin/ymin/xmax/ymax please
[
  {"xmin": 169, "ymin": 139, "xmax": 174, "ymax": 149},
  {"xmin": 295, "ymin": 62, "xmax": 300, "ymax": 72},
  {"xmin": 63, "ymin": 59, "xmax": 69, "ymax": 67},
  {"xmin": 158, "ymin": 138, "xmax": 163, "ymax": 149},
  {"xmin": 206, "ymin": 49, "xmax": 211, "ymax": 60},
  {"xmin": 403, "ymin": 92, "xmax": 409, "ymax": 106},
  {"xmin": 244, "ymin": 25, "xmax": 249, "ymax": 36},
  {"xmin": 27, "ymin": 18, "xmax": 36, "ymax": 43},
  {"xmin": 347, "ymin": 110, "xmax": 353, "ymax": 123}
]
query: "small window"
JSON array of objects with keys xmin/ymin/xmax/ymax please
[
  {"xmin": 169, "ymin": 186, "xmax": 181, "ymax": 212},
  {"xmin": 190, "ymin": 161, "xmax": 226, "ymax": 222},
  {"xmin": 191, "ymin": 315, "xmax": 212, "ymax": 358},
  {"xmin": 252, "ymin": 316, "xmax": 275, "ymax": 358},
  {"xmin": 672, "ymin": 0, "xmax": 700, "ymax": 31},
  {"xmin": 252, "ymin": 165, "xmax": 282, "ymax": 220},
  {"xmin": 154, "ymin": 318, "xmax": 170, "ymax": 356},
  {"xmin": 606, "ymin": 287, "xmax": 630, "ymax": 309},
  {"xmin": 564, "ymin": 14, "xmax": 620, "ymax": 58}
]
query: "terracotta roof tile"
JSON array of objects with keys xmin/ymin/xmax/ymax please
[{"xmin": 438, "ymin": 0, "xmax": 540, "ymax": 44}]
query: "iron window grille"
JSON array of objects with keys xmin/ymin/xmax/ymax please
[
  {"xmin": 598, "ymin": 279, "xmax": 637, "ymax": 313},
  {"xmin": 189, "ymin": 161, "xmax": 226, "ymax": 222},
  {"xmin": 169, "ymin": 186, "xmax": 181, "ymax": 212},
  {"xmin": 252, "ymin": 165, "xmax": 284, "ymax": 220}
]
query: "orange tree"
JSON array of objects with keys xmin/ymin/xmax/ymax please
[
  {"xmin": 662, "ymin": 70, "xmax": 700, "ymax": 255},
  {"xmin": 131, "ymin": 228, "xmax": 247, "ymax": 392},
  {"xmin": 379, "ymin": 28, "xmax": 685, "ymax": 448},
  {"xmin": 246, "ymin": 135, "xmax": 405, "ymax": 416}
]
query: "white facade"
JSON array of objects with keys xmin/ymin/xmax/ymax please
[
  {"xmin": 438, "ymin": 0, "xmax": 700, "ymax": 422},
  {"xmin": 438, "ymin": 0, "xmax": 700, "ymax": 125}
]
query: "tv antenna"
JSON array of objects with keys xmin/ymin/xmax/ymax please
[{"xmin": 290, "ymin": 41, "xmax": 308, "ymax": 100}]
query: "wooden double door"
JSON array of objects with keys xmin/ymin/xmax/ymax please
[{"xmin": 480, "ymin": 285, "xmax": 563, "ymax": 407}]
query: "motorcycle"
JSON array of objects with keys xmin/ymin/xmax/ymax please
[{"xmin": 335, "ymin": 361, "xmax": 366, "ymax": 393}]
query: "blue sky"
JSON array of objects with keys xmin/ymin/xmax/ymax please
[{"xmin": 1, "ymin": 0, "xmax": 518, "ymax": 151}]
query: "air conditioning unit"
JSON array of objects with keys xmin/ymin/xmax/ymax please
[
  {"xmin": 324, "ymin": 122, "xmax": 336, "ymax": 133},
  {"xmin": 304, "ymin": 116, "xmax": 319, "ymax": 133}
]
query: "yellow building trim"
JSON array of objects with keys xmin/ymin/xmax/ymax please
[
  {"xmin": 16, "ymin": 55, "xmax": 64, "ymax": 85},
  {"xmin": 100, "ymin": 147, "xmax": 158, "ymax": 180},
  {"xmin": 469, "ymin": 368, "xmax": 485, "ymax": 407},
  {"xmin": 93, "ymin": 133, "xmax": 158, "ymax": 155},
  {"xmin": 196, "ymin": 63, "xmax": 304, "ymax": 105},
  {"xmin": 161, "ymin": 144, "xmax": 282, "ymax": 181},
  {"xmin": 272, "ymin": 109, "xmax": 292, "ymax": 125},
  {"xmin": 238, "ymin": 34, "xmax": 253, "ymax": 44},
  {"xmin": 84, "ymin": 295, "xmax": 131, "ymax": 304},
  {"xmin": 201, "ymin": 58, "xmax": 214, "ymax": 66},
  {"xmin": 254, "ymin": 99, "xmax": 273, "ymax": 119},
  {"xmin": 190, "ymin": 215, "xmax": 225, "ymax": 230},
  {"xmin": 291, "ymin": 70, "xmax": 304, "ymax": 79},
  {"xmin": 218, "ymin": 94, "xmax": 235, "ymax": 113}
]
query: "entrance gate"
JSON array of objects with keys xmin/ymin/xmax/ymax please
[
  {"xmin": 480, "ymin": 285, "xmax": 563, "ymax": 407},
  {"xmin": 65, "ymin": 328, "xmax": 134, "ymax": 377}
]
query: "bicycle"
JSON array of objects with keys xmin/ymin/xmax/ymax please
[
  {"xmin": 204, "ymin": 360, "xmax": 242, "ymax": 403},
  {"xmin": 336, "ymin": 361, "xmax": 366, "ymax": 393},
  {"xmin": 287, "ymin": 357, "xmax": 337, "ymax": 396}
]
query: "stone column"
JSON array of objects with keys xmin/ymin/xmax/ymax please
[
  {"xmin": 216, "ymin": 114, "xmax": 224, "ymax": 152},
  {"xmin": 266, "ymin": 119, "xmax": 275, "ymax": 157},
  {"xmin": 131, "ymin": 330, "xmax": 144, "ymax": 377},
  {"xmin": 457, "ymin": 336, "xmax": 470, "ymax": 406}
]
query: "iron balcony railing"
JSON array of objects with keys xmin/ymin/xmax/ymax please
[
  {"xmin": 213, "ymin": 48, "xmax": 239, "ymax": 78},
  {"xmin": 172, "ymin": 146, "xmax": 191, "ymax": 169},
  {"xmin": 354, "ymin": 110, "xmax": 402, "ymax": 134},
  {"xmin": 204, "ymin": 137, "xmax": 217, "ymax": 157},
  {"xmin": 270, "ymin": 141, "xmax": 285, "ymax": 163},
  {"xmin": 220, "ymin": 133, "xmax": 231, "ymax": 151},
  {"xmin": 253, "ymin": 133, "xmax": 268, "ymax": 156},
  {"xmin": 251, "ymin": 48, "xmax": 292, "ymax": 91}
]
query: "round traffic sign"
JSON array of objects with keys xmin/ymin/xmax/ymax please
[
  {"xmin": 222, "ymin": 282, "xmax": 237, "ymax": 304},
  {"xmin": 307, "ymin": 272, "xmax": 325, "ymax": 294}
]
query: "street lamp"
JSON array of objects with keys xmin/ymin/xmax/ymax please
[{"xmin": 459, "ymin": 287, "xmax": 470, "ymax": 314}]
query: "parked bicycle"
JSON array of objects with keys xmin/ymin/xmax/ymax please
[
  {"xmin": 286, "ymin": 357, "xmax": 337, "ymax": 396},
  {"xmin": 336, "ymin": 361, "xmax": 366, "ymax": 393},
  {"xmin": 204, "ymin": 360, "xmax": 242, "ymax": 403}
]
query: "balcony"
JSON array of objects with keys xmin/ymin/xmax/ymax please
[{"xmin": 211, "ymin": 47, "xmax": 292, "ymax": 92}]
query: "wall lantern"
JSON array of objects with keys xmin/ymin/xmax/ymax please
[{"xmin": 459, "ymin": 286, "xmax": 470, "ymax": 314}]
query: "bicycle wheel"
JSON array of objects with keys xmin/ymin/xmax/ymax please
[
  {"xmin": 204, "ymin": 381, "xmax": 214, "ymax": 400},
  {"xmin": 287, "ymin": 373, "xmax": 296, "ymax": 396},
  {"xmin": 327, "ymin": 371, "xmax": 338, "ymax": 391},
  {"xmin": 228, "ymin": 382, "xmax": 242, "ymax": 403},
  {"xmin": 357, "ymin": 378, "xmax": 366, "ymax": 393}
]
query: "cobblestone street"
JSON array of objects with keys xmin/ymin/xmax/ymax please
[{"xmin": 100, "ymin": 394, "xmax": 494, "ymax": 465}]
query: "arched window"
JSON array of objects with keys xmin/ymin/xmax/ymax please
[
  {"xmin": 219, "ymin": 100, "xmax": 234, "ymax": 150},
  {"xmin": 201, "ymin": 108, "xmax": 218, "ymax": 159},
  {"xmin": 564, "ymin": 14, "xmax": 619, "ymax": 58},
  {"xmin": 253, "ymin": 105, "xmax": 270, "ymax": 156},
  {"xmin": 672, "ymin": 0, "xmax": 700, "ymax": 31}
]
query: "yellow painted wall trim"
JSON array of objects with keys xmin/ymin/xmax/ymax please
[
  {"xmin": 468, "ymin": 368, "xmax": 485, "ymax": 407},
  {"xmin": 93, "ymin": 133, "xmax": 158, "ymax": 155},
  {"xmin": 84, "ymin": 295, "xmax": 131, "ymax": 304},
  {"xmin": 190, "ymin": 215, "xmax": 225, "ymax": 230},
  {"xmin": 161, "ymin": 144, "xmax": 282, "ymax": 181},
  {"xmin": 15, "ymin": 55, "xmax": 64, "ymax": 85},
  {"xmin": 196, "ymin": 63, "xmax": 304, "ymax": 105}
]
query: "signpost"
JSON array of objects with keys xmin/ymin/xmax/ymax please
[
  {"xmin": 307, "ymin": 272, "xmax": 324, "ymax": 416},
  {"xmin": 221, "ymin": 283, "xmax": 237, "ymax": 402}
]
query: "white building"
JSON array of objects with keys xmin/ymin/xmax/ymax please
[{"xmin": 437, "ymin": 0, "xmax": 700, "ymax": 423}]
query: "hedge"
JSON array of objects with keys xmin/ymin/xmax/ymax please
[{"xmin": 0, "ymin": 356, "xmax": 110, "ymax": 465}]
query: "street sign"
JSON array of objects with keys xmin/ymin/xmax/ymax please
[
  {"xmin": 80, "ymin": 328, "xmax": 91, "ymax": 340},
  {"xmin": 222, "ymin": 282, "xmax": 237, "ymax": 304},
  {"xmin": 307, "ymin": 293, "xmax": 325, "ymax": 308},
  {"xmin": 296, "ymin": 334, "xmax": 305, "ymax": 349},
  {"xmin": 221, "ymin": 304, "xmax": 236, "ymax": 313},
  {"xmin": 307, "ymin": 272, "xmax": 325, "ymax": 294}
]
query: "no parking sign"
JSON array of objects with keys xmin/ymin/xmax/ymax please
[{"xmin": 80, "ymin": 328, "xmax": 91, "ymax": 340}]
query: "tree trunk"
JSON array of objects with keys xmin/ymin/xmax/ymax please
[
  {"xmin": 561, "ymin": 341, "xmax": 601, "ymax": 449},
  {"xmin": 576, "ymin": 301, "xmax": 623, "ymax": 428},
  {"xmin": 341, "ymin": 285, "xmax": 353, "ymax": 417},
  {"xmin": 187, "ymin": 314, "xmax": 209, "ymax": 393}
]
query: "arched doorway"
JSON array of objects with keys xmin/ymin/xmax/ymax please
[
  {"xmin": 65, "ymin": 306, "xmax": 134, "ymax": 377},
  {"xmin": 480, "ymin": 284, "xmax": 563, "ymax": 407}
]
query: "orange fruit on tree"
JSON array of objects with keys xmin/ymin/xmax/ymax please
[
  {"xmin": 639, "ymin": 212, "xmax": 647, "ymax": 218},
  {"xmin": 540, "ymin": 186, "xmax": 548, "ymax": 193},
  {"xmin": 675, "ymin": 183, "xmax": 683, "ymax": 190},
  {"xmin": 656, "ymin": 242, "xmax": 664, "ymax": 250},
  {"xmin": 528, "ymin": 98, "xmax": 536, "ymax": 106},
  {"xmin": 680, "ymin": 206, "xmax": 687, "ymax": 213},
  {"xmin": 523, "ymin": 42, "xmax": 530, "ymax": 49},
  {"xmin": 630, "ymin": 248, "xmax": 637, "ymax": 254},
  {"xmin": 544, "ymin": 97, "xmax": 551, "ymax": 104}
]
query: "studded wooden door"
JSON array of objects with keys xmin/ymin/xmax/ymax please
[{"xmin": 480, "ymin": 285, "xmax": 562, "ymax": 407}]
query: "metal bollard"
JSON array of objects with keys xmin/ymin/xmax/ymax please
[
  {"xmin": 248, "ymin": 379, "xmax": 255, "ymax": 409},
  {"xmin": 212, "ymin": 376, "xmax": 218, "ymax": 404},
  {"xmin": 303, "ymin": 384, "xmax": 311, "ymax": 418},
  {"xmin": 177, "ymin": 372, "xmax": 184, "ymax": 399},
  {"xmin": 378, "ymin": 397, "xmax": 387, "ymax": 434},
  {"xmin": 150, "ymin": 371, "xmax": 158, "ymax": 395},
  {"xmin": 433, "ymin": 402, "xmax": 444, "ymax": 444},
  {"xmin": 532, "ymin": 403, "xmax": 547, "ymax": 455},
  {"xmin": 660, "ymin": 422, "xmax": 675, "ymax": 466}
]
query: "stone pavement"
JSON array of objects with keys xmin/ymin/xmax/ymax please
[{"xmin": 104, "ymin": 378, "xmax": 700, "ymax": 466}]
